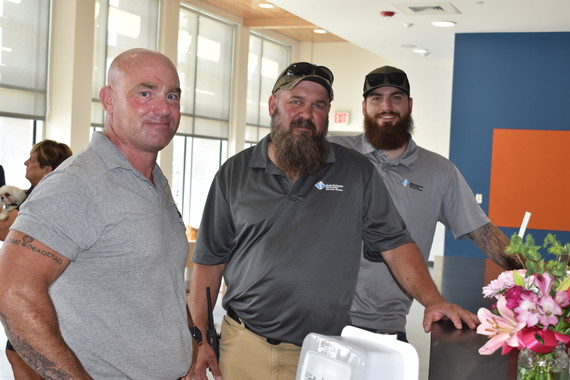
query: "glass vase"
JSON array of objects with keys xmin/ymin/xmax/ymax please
[{"xmin": 517, "ymin": 342, "xmax": 570, "ymax": 380}]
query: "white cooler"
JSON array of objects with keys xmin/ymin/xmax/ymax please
[{"xmin": 296, "ymin": 326, "xmax": 419, "ymax": 380}]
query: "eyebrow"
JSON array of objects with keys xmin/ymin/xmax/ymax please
[
  {"xmin": 289, "ymin": 95, "xmax": 329, "ymax": 105},
  {"xmin": 134, "ymin": 83, "xmax": 182, "ymax": 94}
]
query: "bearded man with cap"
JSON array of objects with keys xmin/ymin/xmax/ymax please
[
  {"xmin": 189, "ymin": 62, "xmax": 479, "ymax": 380},
  {"xmin": 329, "ymin": 66, "xmax": 519, "ymax": 343}
]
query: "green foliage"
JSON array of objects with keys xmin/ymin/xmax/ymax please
[{"xmin": 505, "ymin": 233, "xmax": 569, "ymax": 279}]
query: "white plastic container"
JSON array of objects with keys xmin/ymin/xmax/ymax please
[{"xmin": 296, "ymin": 326, "xmax": 419, "ymax": 380}]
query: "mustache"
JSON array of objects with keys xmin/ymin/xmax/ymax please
[
  {"xmin": 291, "ymin": 118, "xmax": 317, "ymax": 132},
  {"xmin": 376, "ymin": 112, "xmax": 400, "ymax": 118}
]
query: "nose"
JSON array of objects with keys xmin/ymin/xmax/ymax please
[
  {"xmin": 298, "ymin": 104, "xmax": 314, "ymax": 120},
  {"xmin": 379, "ymin": 97, "xmax": 395, "ymax": 111},
  {"xmin": 153, "ymin": 96, "xmax": 171, "ymax": 116}
]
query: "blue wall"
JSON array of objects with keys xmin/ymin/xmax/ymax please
[{"xmin": 445, "ymin": 32, "xmax": 570, "ymax": 257}]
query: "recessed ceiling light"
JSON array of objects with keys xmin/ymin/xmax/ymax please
[
  {"xmin": 413, "ymin": 48, "xmax": 430, "ymax": 56},
  {"xmin": 258, "ymin": 3, "xmax": 274, "ymax": 8},
  {"xmin": 432, "ymin": 21, "xmax": 456, "ymax": 28},
  {"xmin": 313, "ymin": 29, "xmax": 327, "ymax": 34}
]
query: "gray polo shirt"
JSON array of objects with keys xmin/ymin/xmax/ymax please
[
  {"xmin": 13, "ymin": 132, "xmax": 192, "ymax": 379},
  {"xmin": 329, "ymin": 134, "xmax": 489, "ymax": 332},
  {"xmin": 193, "ymin": 134, "xmax": 413, "ymax": 346}
]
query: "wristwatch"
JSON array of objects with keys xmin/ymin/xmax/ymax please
[{"xmin": 189, "ymin": 325, "xmax": 202, "ymax": 344}]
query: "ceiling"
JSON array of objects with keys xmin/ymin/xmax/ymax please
[
  {"xmin": 195, "ymin": 0, "xmax": 570, "ymax": 62},
  {"xmin": 195, "ymin": 0, "xmax": 345, "ymax": 43}
]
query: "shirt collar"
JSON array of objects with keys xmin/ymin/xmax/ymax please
[
  {"xmin": 361, "ymin": 134, "xmax": 418, "ymax": 169},
  {"xmin": 90, "ymin": 132, "xmax": 166, "ymax": 188}
]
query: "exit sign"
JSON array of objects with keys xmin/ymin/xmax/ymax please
[{"xmin": 333, "ymin": 112, "xmax": 350, "ymax": 125}]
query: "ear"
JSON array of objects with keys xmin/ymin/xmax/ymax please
[
  {"xmin": 361, "ymin": 99, "xmax": 367, "ymax": 116},
  {"xmin": 268, "ymin": 94, "xmax": 277, "ymax": 117},
  {"xmin": 42, "ymin": 165, "xmax": 54, "ymax": 175},
  {"xmin": 99, "ymin": 85, "xmax": 115, "ymax": 114},
  {"xmin": 408, "ymin": 97, "xmax": 413, "ymax": 113}
]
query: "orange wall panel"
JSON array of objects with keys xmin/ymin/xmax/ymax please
[{"xmin": 489, "ymin": 129, "xmax": 570, "ymax": 231}]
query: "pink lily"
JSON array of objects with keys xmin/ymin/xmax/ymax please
[
  {"xmin": 477, "ymin": 297, "xmax": 526, "ymax": 355},
  {"xmin": 535, "ymin": 273, "xmax": 555, "ymax": 297}
]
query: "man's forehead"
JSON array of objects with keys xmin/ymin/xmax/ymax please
[{"xmin": 280, "ymin": 82, "xmax": 330, "ymax": 101}]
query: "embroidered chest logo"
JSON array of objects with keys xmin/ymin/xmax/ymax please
[
  {"xmin": 314, "ymin": 181, "xmax": 344, "ymax": 192},
  {"xmin": 401, "ymin": 178, "xmax": 424, "ymax": 192}
]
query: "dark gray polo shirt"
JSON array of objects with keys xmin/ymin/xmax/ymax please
[
  {"xmin": 329, "ymin": 134, "xmax": 489, "ymax": 332},
  {"xmin": 193, "ymin": 134, "xmax": 413, "ymax": 346}
]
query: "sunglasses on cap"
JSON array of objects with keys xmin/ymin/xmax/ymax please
[
  {"xmin": 285, "ymin": 62, "xmax": 334, "ymax": 84},
  {"xmin": 365, "ymin": 72, "xmax": 407, "ymax": 88}
]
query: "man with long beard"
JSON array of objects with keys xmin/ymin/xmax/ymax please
[
  {"xmin": 329, "ymin": 65, "xmax": 518, "ymax": 343},
  {"xmin": 189, "ymin": 62, "xmax": 479, "ymax": 380}
]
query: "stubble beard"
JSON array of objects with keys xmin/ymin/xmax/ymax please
[
  {"xmin": 270, "ymin": 110, "xmax": 330, "ymax": 178},
  {"xmin": 364, "ymin": 111, "xmax": 414, "ymax": 151}
]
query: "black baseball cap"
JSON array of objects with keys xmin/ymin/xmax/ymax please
[
  {"xmin": 272, "ymin": 62, "xmax": 334, "ymax": 100},
  {"xmin": 363, "ymin": 66, "xmax": 410, "ymax": 98}
]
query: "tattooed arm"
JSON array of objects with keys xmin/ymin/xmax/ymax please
[
  {"xmin": 466, "ymin": 222, "xmax": 521, "ymax": 270},
  {"xmin": 0, "ymin": 230, "xmax": 93, "ymax": 379}
]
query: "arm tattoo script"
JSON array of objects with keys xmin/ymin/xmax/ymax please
[
  {"xmin": 468, "ymin": 223, "xmax": 521, "ymax": 269},
  {"xmin": 5, "ymin": 234, "xmax": 63, "ymax": 265},
  {"xmin": 8, "ymin": 332, "xmax": 72, "ymax": 379}
]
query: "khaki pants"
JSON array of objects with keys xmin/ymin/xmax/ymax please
[{"xmin": 219, "ymin": 314, "xmax": 301, "ymax": 380}]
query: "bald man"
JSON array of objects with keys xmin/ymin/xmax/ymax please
[{"xmin": 0, "ymin": 49, "xmax": 192, "ymax": 379}]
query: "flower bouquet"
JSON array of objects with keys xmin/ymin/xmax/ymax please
[{"xmin": 477, "ymin": 233, "xmax": 570, "ymax": 379}]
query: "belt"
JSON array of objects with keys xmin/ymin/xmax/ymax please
[{"xmin": 227, "ymin": 307, "xmax": 284, "ymax": 346}]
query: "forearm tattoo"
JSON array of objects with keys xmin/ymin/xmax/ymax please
[
  {"xmin": 5, "ymin": 234, "xmax": 63, "ymax": 265},
  {"xmin": 8, "ymin": 331, "xmax": 72, "ymax": 379},
  {"xmin": 468, "ymin": 223, "xmax": 520, "ymax": 269}
]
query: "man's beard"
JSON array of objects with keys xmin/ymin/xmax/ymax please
[
  {"xmin": 270, "ymin": 110, "xmax": 329, "ymax": 178},
  {"xmin": 364, "ymin": 111, "xmax": 414, "ymax": 151}
]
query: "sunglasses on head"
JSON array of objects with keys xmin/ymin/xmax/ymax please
[
  {"xmin": 365, "ymin": 72, "xmax": 407, "ymax": 88},
  {"xmin": 285, "ymin": 62, "xmax": 334, "ymax": 84}
]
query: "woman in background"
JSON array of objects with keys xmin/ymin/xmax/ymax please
[
  {"xmin": 0, "ymin": 165, "xmax": 5, "ymax": 187},
  {"xmin": 0, "ymin": 139, "xmax": 72, "ymax": 379}
]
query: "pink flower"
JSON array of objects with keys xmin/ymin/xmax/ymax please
[
  {"xmin": 537, "ymin": 295, "xmax": 562, "ymax": 327},
  {"xmin": 515, "ymin": 292, "xmax": 540, "ymax": 327},
  {"xmin": 535, "ymin": 273, "xmax": 555, "ymax": 298},
  {"xmin": 477, "ymin": 297, "xmax": 526, "ymax": 355},
  {"xmin": 556, "ymin": 290, "xmax": 570, "ymax": 308},
  {"xmin": 482, "ymin": 270, "xmax": 529, "ymax": 299},
  {"xmin": 503, "ymin": 286, "xmax": 526, "ymax": 309}
]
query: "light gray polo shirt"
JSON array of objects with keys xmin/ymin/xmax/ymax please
[
  {"xmin": 13, "ymin": 132, "xmax": 192, "ymax": 379},
  {"xmin": 329, "ymin": 134, "xmax": 489, "ymax": 332},
  {"xmin": 193, "ymin": 134, "xmax": 414, "ymax": 346}
]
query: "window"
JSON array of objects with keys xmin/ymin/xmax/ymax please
[
  {"xmin": 92, "ymin": 0, "xmax": 159, "ymax": 128},
  {"xmin": 173, "ymin": 6, "xmax": 234, "ymax": 226},
  {"xmin": 0, "ymin": 0, "xmax": 49, "ymax": 187},
  {"xmin": 177, "ymin": 6, "xmax": 234, "ymax": 138},
  {"xmin": 171, "ymin": 136, "xmax": 227, "ymax": 228},
  {"xmin": 245, "ymin": 34, "xmax": 290, "ymax": 145},
  {"xmin": 0, "ymin": 116, "xmax": 43, "ymax": 189},
  {"xmin": 0, "ymin": 0, "xmax": 49, "ymax": 119}
]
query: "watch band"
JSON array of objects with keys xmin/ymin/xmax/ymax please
[{"xmin": 189, "ymin": 325, "xmax": 202, "ymax": 344}]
